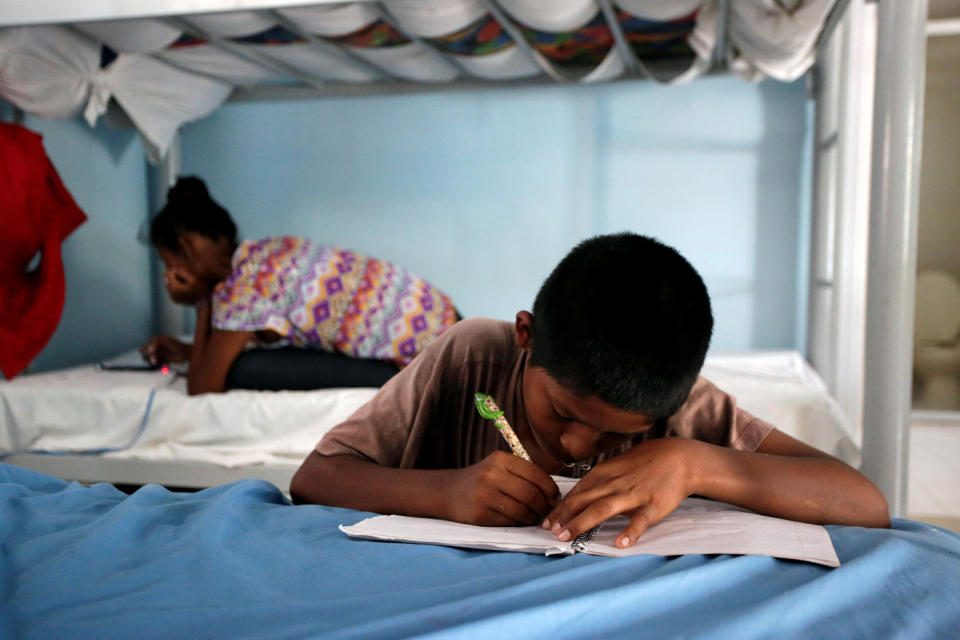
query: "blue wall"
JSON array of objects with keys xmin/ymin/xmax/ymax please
[
  {"xmin": 6, "ymin": 75, "xmax": 811, "ymax": 374},
  {"xmin": 181, "ymin": 76, "xmax": 811, "ymax": 351},
  {"xmin": 12, "ymin": 113, "xmax": 153, "ymax": 373}
]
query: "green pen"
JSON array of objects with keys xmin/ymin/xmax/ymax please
[{"xmin": 474, "ymin": 393, "xmax": 532, "ymax": 463}]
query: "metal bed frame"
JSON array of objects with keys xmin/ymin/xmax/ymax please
[{"xmin": 0, "ymin": 0, "xmax": 930, "ymax": 515}]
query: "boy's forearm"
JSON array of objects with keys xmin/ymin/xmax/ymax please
[
  {"xmin": 290, "ymin": 451, "xmax": 453, "ymax": 518},
  {"xmin": 689, "ymin": 440, "xmax": 891, "ymax": 527}
]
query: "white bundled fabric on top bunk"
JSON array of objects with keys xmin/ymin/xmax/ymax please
[
  {"xmin": 279, "ymin": 2, "xmax": 377, "ymax": 35},
  {"xmin": 0, "ymin": 25, "xmax": 230, "ymax": 161},
  {"xmin": 91, "ymin": 54, "xmax": 232, "ymax": 163},
  {"xmin": 0, "ymin": 26, "xmax": 98, "ymax": 119},
  {"xmin": 74, "ymin": 18, "xmax": 181, "ymax": 54},
  {"xmin": 503, "ymin": 0, "xmax": 598, "ymax": 32},
  {"xmin": 691, "ymin": 0, "xmax": 837, "ymax": 82},
  {"xmin": 187, "ymin": 11, "xmax": 276, "ymax": 37}
]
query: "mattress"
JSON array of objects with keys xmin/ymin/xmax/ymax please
[
  {"xmin": 701, "ymin": 350, "xmax": 860, "ymax": 465},
  {"xmin": 0, "ymin": 350, "xmax": 858, "ymax": 488},
  {"xmin": 0, "ymin": 360, "xmax": 377, "ymax": 488}
]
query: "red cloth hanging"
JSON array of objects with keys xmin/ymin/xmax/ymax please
[{"xmin": 0, "ymin": 122, "xmax": 87, "ymax": 379}]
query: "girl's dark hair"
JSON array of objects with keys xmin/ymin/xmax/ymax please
[
  {"xmin": 529, "ymin": 232, "xmax": 713, "ymax": 419},
  {"xmin": 149, "ymin": 176, "xmax": 237, "ymax": 254}
]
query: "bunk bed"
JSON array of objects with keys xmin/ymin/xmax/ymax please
[
  {"xmin": 3, "ymin": 2, "xmax": 955, "ymax": 637},
  {"xmin": 0, "ymin": 0, "xmax": 918, "ymax": 508},
  {"xmin": 0, "ymin": 0, "xmax": 872, "ymax": 489}
]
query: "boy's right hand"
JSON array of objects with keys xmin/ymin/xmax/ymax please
[
  {"xmin": 443, "ymin": 451, "xmax": 559, "ymax": 526},
  {"xmin": 140, "ymin": 336, "xmax": 191, "ymax": 366}
]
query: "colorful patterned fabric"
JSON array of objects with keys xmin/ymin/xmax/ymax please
[
  {"xmin": 231, "ymin": 26, "xmax": 305, "ymax": 46},
  {"xmin": 519, "ymin": 12, "xmax": 613, "ymax": 69},
  {"xmin": 618, "ymin": 10, "xmax": 698, "ymax": 60},
  {"xmin": 212, "ymin": 237, "xmax": 458, "ymax": 366},
  {"xmin": 331, "ymin": 20, "xmax": 410, "ymax": 49},
  {"xmin": 426, "ymin": 14, "xmax": 513, "ymax": 57}
]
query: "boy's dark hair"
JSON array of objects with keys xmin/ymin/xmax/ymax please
[
  {"xmin": 149, "ymin": 176, "xmax": 237, "ymax": 254},
  {"xmin": 529, "ymin": 232, "xmax": 713, "ymax": 418}
]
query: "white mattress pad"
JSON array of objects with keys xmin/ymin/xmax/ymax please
[
  {"xmin": 0, "ymin": 365, "xmax": 377, "ymax": 468},
  {"xmin": 0, "ymin": 350, "xmax": 859, "ymax": 469}
]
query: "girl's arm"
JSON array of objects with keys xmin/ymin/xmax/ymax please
[
  {"xmin": 140, "ymin": 335, "xmax": 192, "ymax": 365},
  {"xmin": 186, "ymin": 298, "xmax": 253, "ymax": 395}
]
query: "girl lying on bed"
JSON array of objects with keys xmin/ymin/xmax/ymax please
[{"xmin": 140, "ymin": 176, "xmax": 460, "ymax": 395}]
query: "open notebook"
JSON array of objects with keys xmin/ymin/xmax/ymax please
[{"xmin": 340, "ymin": 477, "xmax": 840, "ymax": 567}]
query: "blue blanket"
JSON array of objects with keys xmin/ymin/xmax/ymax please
[{"xmin": 2, "ymin": 463, "xmax": 960, "ymax": 639}]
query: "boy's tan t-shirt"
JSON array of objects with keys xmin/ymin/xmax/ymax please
[{"xmin": 316, "ymin": 317, "xmax": 776, "ymax": 474}]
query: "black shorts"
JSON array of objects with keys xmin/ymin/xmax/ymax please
[{"xmin": 225, "ymin": 346, "xmax": 400, "ymax": 391}]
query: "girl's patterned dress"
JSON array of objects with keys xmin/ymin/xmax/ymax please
[{"xmin": 212, "ymin": 237, "xmax": 459, "ymax": 366}]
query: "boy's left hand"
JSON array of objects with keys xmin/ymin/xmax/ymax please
[{"xmin": 542, "ymin": 438, "xmax": 697, "ymax": 548}]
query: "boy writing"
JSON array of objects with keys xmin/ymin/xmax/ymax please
[{"xmin": 291, "ymin": 233, "xmax": 889, "ymax": 548}]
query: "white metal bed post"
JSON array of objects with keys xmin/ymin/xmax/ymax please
[
  {"xmin": 808, "ymin": 0, "xmax": 876, "ymax": 461},
  {"xmin": 149, "ymin": 133, "xmax": 188, "ymax": 337},
  {"xmin": 861, "ymin": 0, "xmax": 928, "ymax": 517}
]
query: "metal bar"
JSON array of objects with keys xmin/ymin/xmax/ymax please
[
  {"xmin": 816, "ymin": 0, "xmax": 853, "ymax": 51},
  {"xmin": 165, "ymin": 16, "xmax": 326, "ymax": 90},
  {"xmin": 860, "ymin": 0, "xmax": 928, "ymax": 517},
  {"xmin": 595, "ymin": 0, "xmax": 643, "ymax": 77},
  {"xmin": 831, "ymin": 0, "xmax": 875, "ymax": 439},
  {"xmin": 147, "ymin": 52, "xmax": 242, "ymax": 86},
  {"xmin": 816, "ymin": 131, "xmax": 839, "ymax": 152},
  {"xmin": 229, "ymin": 76, "xmax": 557, "ymax": 101},
  {"xmin": 266, "ymin": 9, "xmax": 396, "ymax": 82},
  {"xmin": 373, "ymin": 2, "xmax": 467, "ymax": 78},
  {"xmin": 226, "ymin": 59, "xmax": 730, "ymax": 101},
  {"xmin": 148, "ymin": 134, "xmax": 189, "ymax": 337},
  {"xmin": 709, "ymin": 0, "xmax": 730, "ymax": 72},
  {"xmin": 0, "ymin": 0, "xmax": 344, "ymax": 28},
  {"xmin": 927, "ymin": 18, "xmax": 960, "ymax": 37},
  {"xmin": 476, "ymin": 0, "xmax": 571, "ymax": 82},
  {"xmin": 806, "ymin": 29, "xmax": 838, "ymax": 384},
  {"xmin": 910, "ymin": 409, "xmax": 960, "ymax": 426}
]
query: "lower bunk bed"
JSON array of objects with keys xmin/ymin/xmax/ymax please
[
  {"xmin": 3, "ymin": 461, "xmax": 959, "ymax": 639},
  {"xmin": 0, "ymin": 350, "xmax": 860, "ymax": 492}
]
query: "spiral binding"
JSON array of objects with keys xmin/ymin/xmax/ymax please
[{"xmin": 571, "ymin": 524, "xmax": 601, "ymax": 552}]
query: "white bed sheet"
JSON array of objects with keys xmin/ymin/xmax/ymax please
[
  {"xmin": 0, "ymin": 350, "xmax": 859, "ymax": 476},
  {"xmin": 0, "ymin": 364, "xmax": 377, "ymax": 468},
  {"xmin": 702, "ymin": 351, "xmax": 859, "ymax": 466}
]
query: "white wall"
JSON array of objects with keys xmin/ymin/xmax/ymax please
[{"xmin": 4, "ymin": 74, "xmax": 812, "ymax": 374}]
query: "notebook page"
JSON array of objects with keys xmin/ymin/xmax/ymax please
[
  {"xmin": 585, "ymin": 498, "xmax": 840, "ymax": 567},
  {"xmin": 340, "ymin": 478, "xmax": 840, "ymax": 567},
  {"xmin": 341, "ymin": 515, "xmax": 573, "ymax": 556}
]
